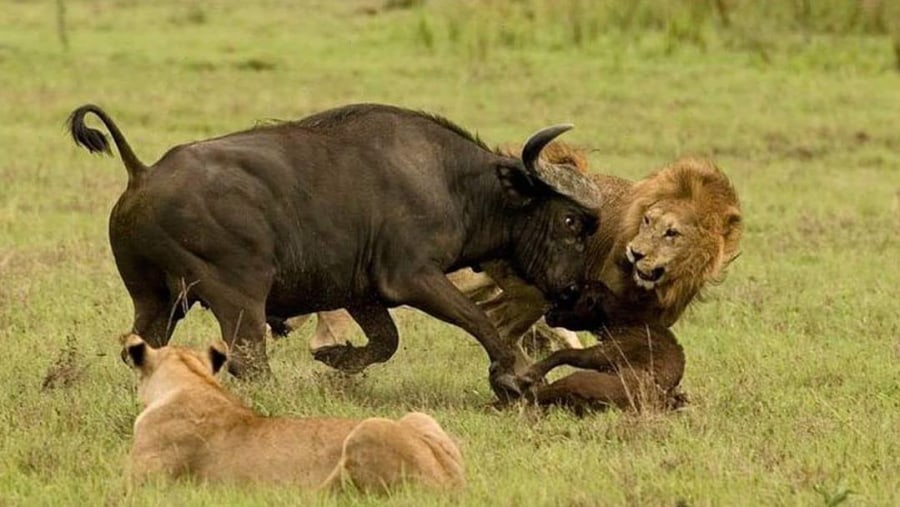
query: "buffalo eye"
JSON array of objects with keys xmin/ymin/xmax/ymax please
[
  {"xmin": 664, "ymin": 228, "xmax": 680, "ymax": 238},
  {"xmin": 564, "ymin": 214, "xmax": 582, "ymax": 234}
]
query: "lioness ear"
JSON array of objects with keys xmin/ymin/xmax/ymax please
[
  {"xmin": 121, "ymin": 334, "xmax": 148, "ymax": 369},
  {"xmin": 496, "ymin": 162, "xmax": 537, "ymax": 207},
  {"xmin": 208, "ymin": 341, "xmax": 229, "ymax": 374}
]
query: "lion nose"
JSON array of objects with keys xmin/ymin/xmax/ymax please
[{"xmin": 629, "ymin": 247, "xmax": 645, "ymax": 262}]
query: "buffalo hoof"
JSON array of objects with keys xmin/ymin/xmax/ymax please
[
  {"xmin": 490, "ymin": 374, "xmax": 522, "ymax": 403},
  {"xmin": 266, "ymin": 317, "xmax": 294, "ymax": 338},
  {"xmin": 488, "ymin": 362, "xmax": 529, "ymax": 403},
  {"xmin": 312, "ymin": 343, "xmax": 369, "ymax": 374}
]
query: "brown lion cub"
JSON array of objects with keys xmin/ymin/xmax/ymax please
[{"xmin": 122, "ymin": 334, "xmax": 464, "ymax": 492}]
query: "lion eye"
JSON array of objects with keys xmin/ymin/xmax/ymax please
[
  {"xmin": 664, "ymin": 228, "xmax": 680, "ymax": 238},
  {"xmin": 642, "ymin": 215, "xmax": 650, "ymax": 226}
]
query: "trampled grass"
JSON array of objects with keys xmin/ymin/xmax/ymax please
[{"xmin": 0, "ymin": 1, "xmax": 898, "ymax": 505}]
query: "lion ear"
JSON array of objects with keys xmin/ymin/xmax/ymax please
[
  {"xmin": 721, "ymin": 207, "xmax": 743, "ymax": 264},
  {"xmin": 723, "ymin": 207, "xmax": 742, "ymax": 231},
  {"xmin": 208, "ymin": 341, "xmax": 229, "ymax": 374},
  {"xmin": 723, "ymin": 207, "xmax": 742, "ymax": 238},
  {"xmin": 121, "ymin": 334, "xmax": 150, "ymax": 369}
]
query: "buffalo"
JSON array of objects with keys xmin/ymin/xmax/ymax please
[{"xmin": 68, "ymin": 103, "xmax": 601, "ymax": 399}]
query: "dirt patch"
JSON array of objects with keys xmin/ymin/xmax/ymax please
[{"xmin": 41, "ymin": 336, "xmax": 86, "ymax": 391}]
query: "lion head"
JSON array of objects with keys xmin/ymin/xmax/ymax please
[
  {"xmin": 121, "ymin": 334, "xmax": 229, "ymax": 398},
  {"xmin": 618, "ymin": 158, "xmax": 742, "ymax": 321}
]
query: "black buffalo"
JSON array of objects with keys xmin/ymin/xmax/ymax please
[{"xmin": 68, "ymin": 103, "xmax": 601, "ymax": 398}]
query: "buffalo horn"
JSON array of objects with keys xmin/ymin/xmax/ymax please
[{"xmin": 521, "ymin": 123, "xmax": 574, "ymax": 177}]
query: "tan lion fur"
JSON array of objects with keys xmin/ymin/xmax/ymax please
[{"xmin": 122, "ymin": 334, "xmax": 464, "ymax": 491}]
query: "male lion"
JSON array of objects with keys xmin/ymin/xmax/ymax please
[
  {"xmin": 122, "ymin": 334, "xmax": 464, "ymax": 491},
  {"xmin": 516, "ymin": 154, "xmax": 742, "ymax": 411}
]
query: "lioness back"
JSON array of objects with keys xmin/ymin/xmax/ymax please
[{"xmin": 196, "ymin": 417, "xmax": 361, "ymax": 486}]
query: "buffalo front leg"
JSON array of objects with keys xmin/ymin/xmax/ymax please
[
  {"xmin": 313, "ymin": 303, "xmax": 398, "ymax": 374},
  {"xmin": 478, "ymin": 290, "xmax": 546, "ymax": 366},
  {"xmin": 385, "ymin": 270, "xmax": 527, "ymax": 401}
]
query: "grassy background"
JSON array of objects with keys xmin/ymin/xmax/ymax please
[{"xmin": 1, "ymin": 0, "xmax": 898, "ymax": 505}]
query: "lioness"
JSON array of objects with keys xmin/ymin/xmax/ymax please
[{"xmin": 123, "ymin": 334, "xmax": 464, "ymax": 491}]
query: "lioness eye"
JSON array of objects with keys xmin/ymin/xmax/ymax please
[
  {"xmin": 643, "ymin": 215, "xmax": 650, "ymax": 226},
  {"xmin": 664, "ymin": 228, "xmax": 680, "ymax": 238}
]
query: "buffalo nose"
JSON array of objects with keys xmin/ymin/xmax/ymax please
[{"xmin": 629, "ymin": 247, "xmax": 645, "ymax": 262}]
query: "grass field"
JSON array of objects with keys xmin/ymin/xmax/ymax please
[{"xmin": 1, "ymin": 1, "xmax": 899, "ymax": 505}]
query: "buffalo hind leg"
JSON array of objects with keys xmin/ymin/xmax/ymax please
[
  {"xmin": 121, "ymin": 261, "xmax": 184, "ymax": 348},
  {"xmin": 195, "ymin": 279, "xmax": 270, "ymax": 378},
  {"xmin": 382, "ymin": 269, "xmax": 525, "ymax": 401},
  {"xmin": 132, "ymin": 294, "xmax": 188, "ymax": 348},
  {"xmin": 313, "ymin": 303, "xmax": 398, "ymax": 374}
]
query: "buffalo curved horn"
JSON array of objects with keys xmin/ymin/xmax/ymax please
[
  {"xmin": 519, "ymin": 123, "xmax": 603, "ymax": 210},
  {"xmin": 521, "ymin": 123, "xmax": 574, "ymax": 177}
]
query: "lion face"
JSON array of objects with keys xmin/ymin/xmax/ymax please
[
  {"xmin": 626, "ymin": 200, "xmax": 710, "ymax": 291},
  {"xmin": 623, "ymin": 158, "xmax": 742, "ymax": 312}
]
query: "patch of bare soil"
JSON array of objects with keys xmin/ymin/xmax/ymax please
[{"xmin": 41, "ymin": 336, "xmax": 86, "ymax": 391}]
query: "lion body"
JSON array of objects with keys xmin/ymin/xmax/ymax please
[{"xmin": 125, "ymin": 336, "xmax": 464, "ymax": 491}]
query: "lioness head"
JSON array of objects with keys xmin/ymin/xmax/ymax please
[
  {"xmin": 121, "ymin": 334, "xmax": 229, "ymax": 396},
  {"xmin": 623, "ymin": 158, "xmax": 742, "ymax": 307}
]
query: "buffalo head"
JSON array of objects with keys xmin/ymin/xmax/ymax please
[{"xmin": 496, "ymin": 124, "xmax": 601, "ymax": 305}]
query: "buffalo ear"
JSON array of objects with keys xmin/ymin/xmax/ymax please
[
  {"xmin": 208, "ymin": 341, "xmax": 229, "ymax": 374},
  {"xmin": 121, "ymin": 334, "xmax": 148, "ymax": 369},
  {"xmin": 496, "ymin": 162, "xmax": 538, "ymax": 207}
]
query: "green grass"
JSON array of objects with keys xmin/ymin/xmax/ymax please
[{"xmin": 1, "ymin": 0, "xmax": 899, "ymax": 505}]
